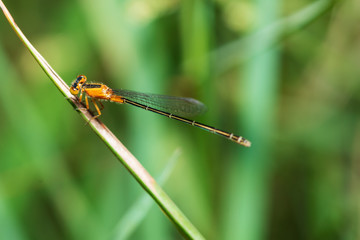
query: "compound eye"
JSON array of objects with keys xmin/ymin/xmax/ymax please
[
  {"xmin": 77, "ymin": 75, "xmax": 87, "ymax": 84},
  {"xmin": 71, "ymin": 75, "xmax": 87, "ymax": 95},
  {"xmin": 70, "ymin": 86, "xmax": 79, "ymax": 95},
  {"xmin": 76, "ymin": 75, "xmax": 86, "ymax": 80}
]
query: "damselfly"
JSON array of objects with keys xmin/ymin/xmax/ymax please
[{"xmin": 70, "ymin": 75, "xmax": 251, "ymax": 147}]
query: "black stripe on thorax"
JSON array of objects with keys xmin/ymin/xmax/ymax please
[{"xmin": 83, "ymin": 84, "xmax": 102, "ymax": 89}]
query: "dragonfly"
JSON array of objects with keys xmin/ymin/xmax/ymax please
[{"xmin": 70, "ymin": 75, "xmax": 251, "ymax": 147}]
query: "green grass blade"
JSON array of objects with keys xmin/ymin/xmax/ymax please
[
  {"xmin": 0, "ymin": 1, "xmax": 204, "ymax": 239},
  {"xmin": 110, "ymin": 149, "xmax": 181, "ymax": 240},
  {"xmin": 0, "ymin": 184, "xmax": 27, "ymax": 240},
  {"xmin": 212, "ymin": 0, "xmax": 338, "ymax": 75}
]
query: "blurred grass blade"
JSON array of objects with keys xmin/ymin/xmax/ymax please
[
  {"xmin": 212, "ymin": 0, "xmax": 337, "ymax": 75},
  {"xmin": 0, "ymin": 1, "xmax": 67, "ymax": 96},
  {"xmin": 0, "ymin": 1, "xmax": 204, "ymax": 239},
  {"xmin": 0, "ymin": 44, "xmax": 103, "ymax": 239},
  {"xmin": 0, "ymin": 185, "xmax": 27, "ymax": 240},
  {"xmin": 111, "ymin": 149, "xmax": 181, "ymax": 240}
]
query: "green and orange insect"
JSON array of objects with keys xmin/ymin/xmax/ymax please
[{"xmin": 70, "ymin": 75, "xmax": 251, "ymax": 147}]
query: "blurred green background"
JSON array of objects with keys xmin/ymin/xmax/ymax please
[{"xmin": 0, "ymin": 0, "xmax": 359, "ymax": 239}]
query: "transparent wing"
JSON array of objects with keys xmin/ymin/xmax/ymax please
[{"xmin": 112, "ymin": 89, "xmax": 207, "ymax": 118}]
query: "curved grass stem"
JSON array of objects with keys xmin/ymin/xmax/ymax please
[{"xmin": 0, "ymin": 1, "xmax": 204, "ymax": 239}]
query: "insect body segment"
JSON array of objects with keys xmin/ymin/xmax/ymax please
[
  {"xmin": 70, "ymin": 75, "xmax": 117, "ymax": 119},
  {"xmin": 69, "ymin": 75, "xmax": 251, "ymax": 147}
]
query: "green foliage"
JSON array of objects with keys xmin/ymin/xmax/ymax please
[{"xmin": 1, "ymin": 0, "xmax": 357, "ymax": 239}]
